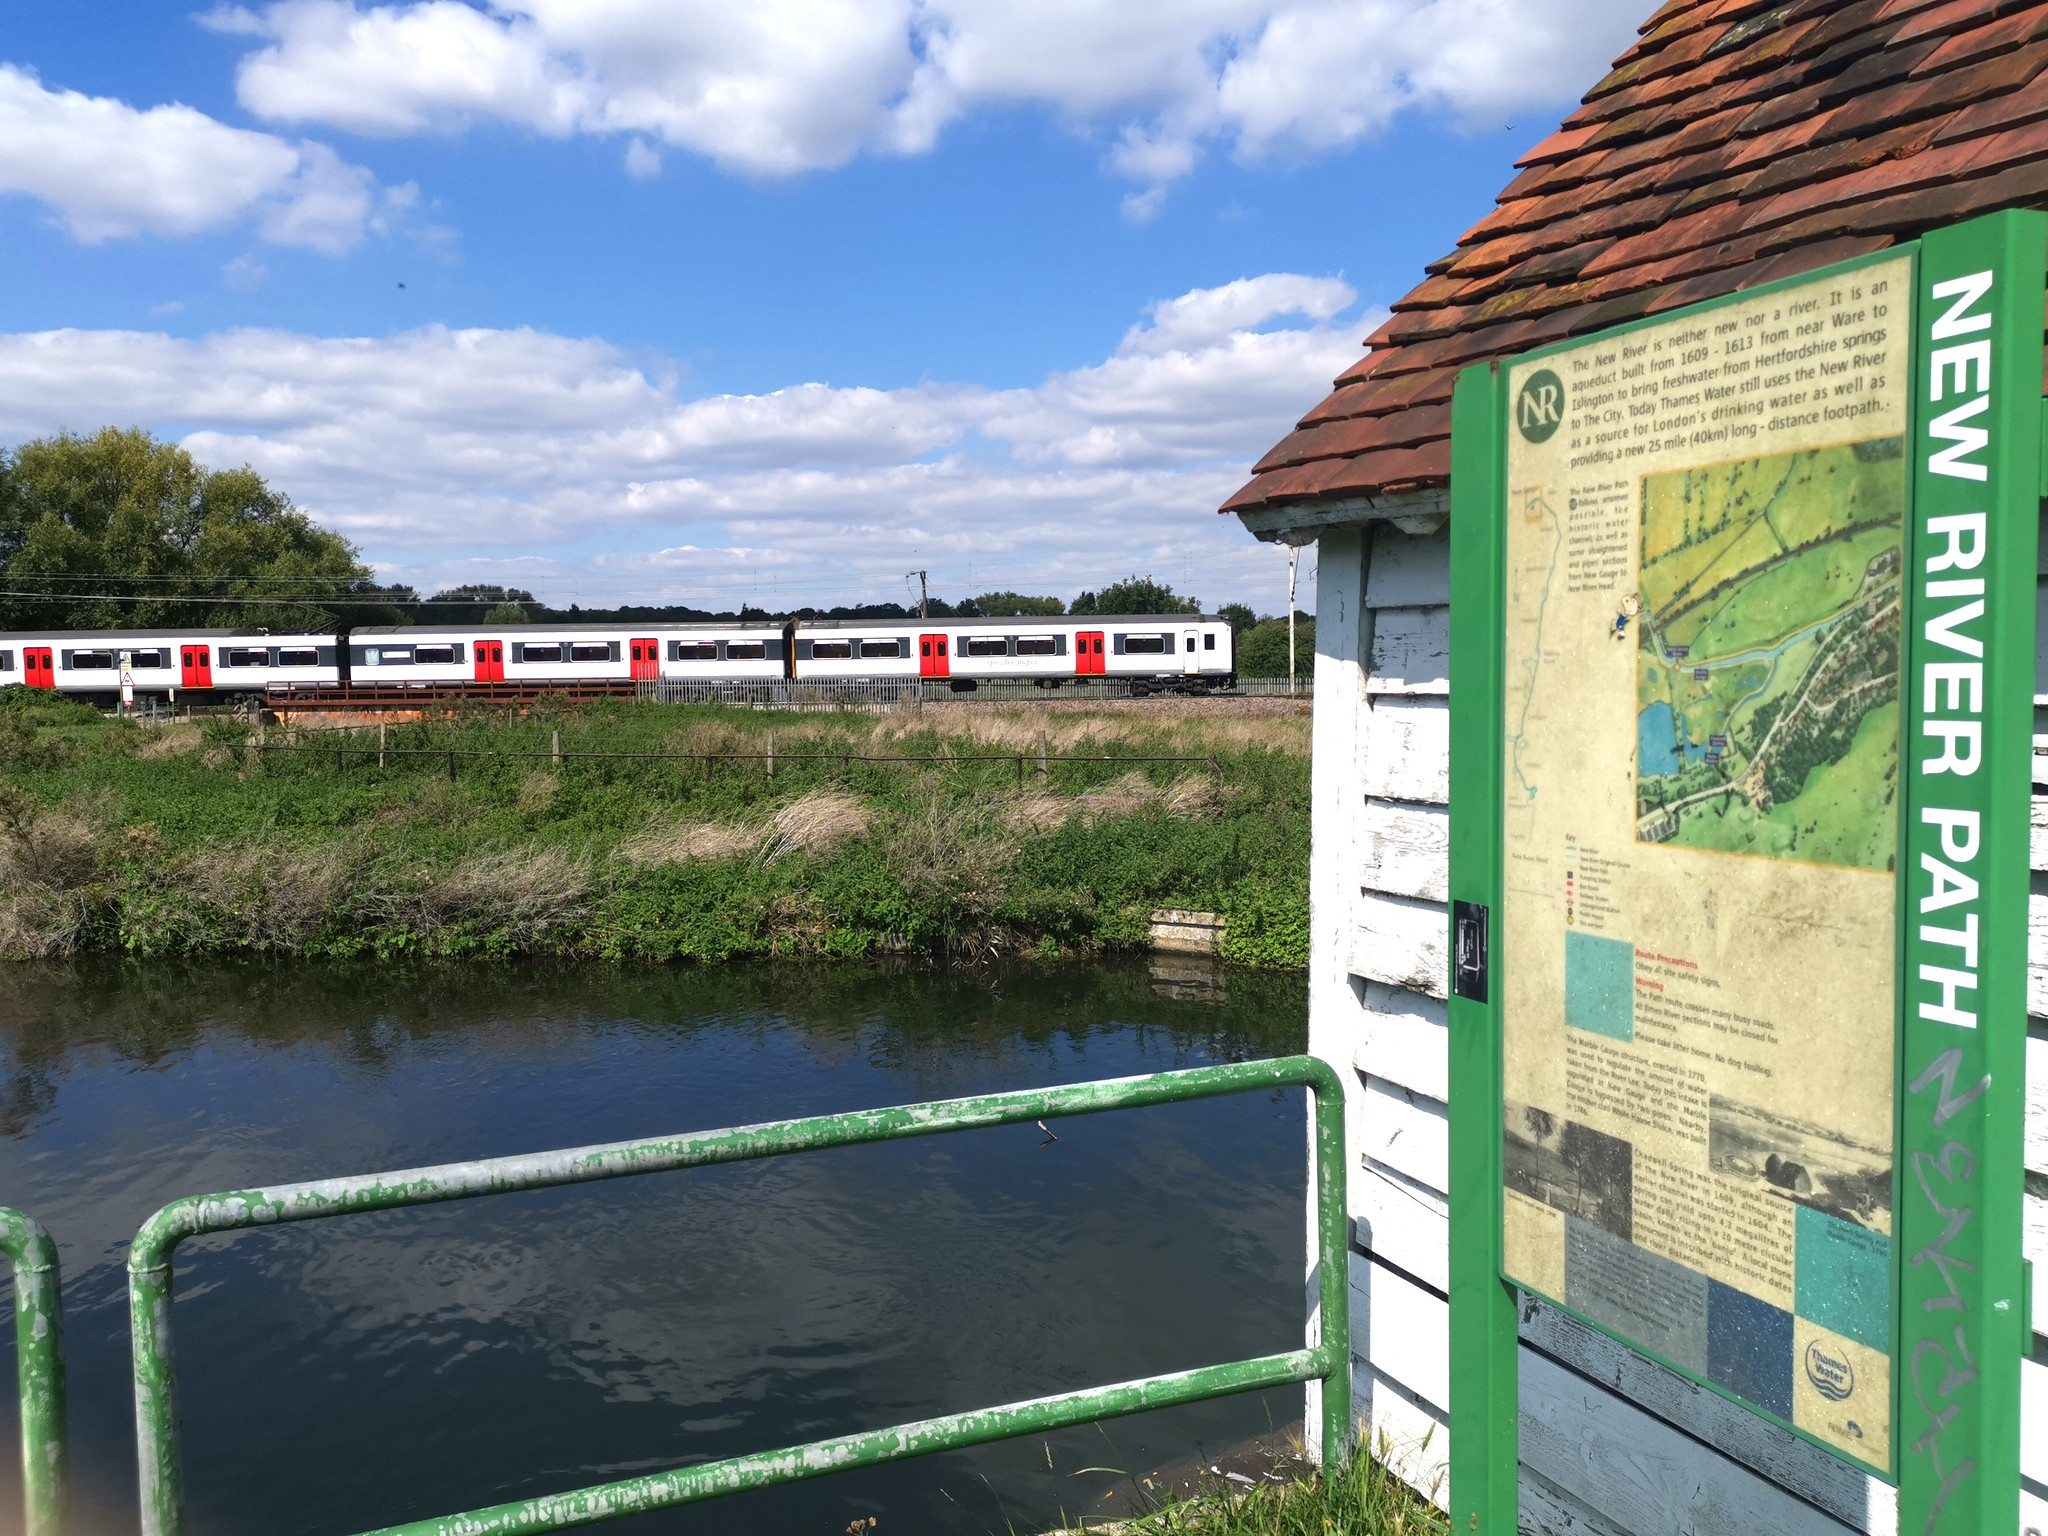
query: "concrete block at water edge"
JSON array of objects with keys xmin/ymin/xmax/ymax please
[
  {"xmin": 1352, "ymin": 981, "xmax": 1448, "ymax": 1102},
  {"xmin": 1367, "ymin": 608, "xmax": 1449, "ymax": 697},
  {"xmin": 1360, "ymin": 698, "xmax": 1449, "ymax": 805},
  {"xmin": 1147, "ymin": 909, "xmax": 1223, "ymax": 954},
  {"xmin": 1357, "ymin": 800, "xmax": 1449, "ymax": 904},
  {"xmin": 1350, "ymin": 891, "xmax": 1448, "ymax": 999},
  {"xmin": 1365, "ymin": 524, "xmax": 1451, "ymax": 610},
  {"xmin": 1357, "ymin": 1076, "xmax": 1447, "ymax": 1193},
  {"xmin": 1354, "ymin": 1155, "xmax": 1448, "ymax": 1291}
]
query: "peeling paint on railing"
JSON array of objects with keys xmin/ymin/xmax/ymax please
[
  {"xmin": 1, "ymin": 1206, "xmax": 68, "ymax": 1536},
  {"xmin": 127, "ymin": 1054, "xmax": 1348, "ymax": 1536}
]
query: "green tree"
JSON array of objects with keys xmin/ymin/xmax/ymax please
[
  {"xmin": 1218, "ymin": 601, "xmax": 1257, "ymax": 633},
  {"xmin": 970, "ymin": 591, "xmax": 1065, "ymax": 616},
  {"xmin": 1236, "ymin": 615, "xmax": 1315, "ymax": 678},
  {"xmin": 0, "ymin": 428, "xmax": 385, "ymax": 632},
  {"xmin": 482, "ymin": 602, "xmax": 532, "ymax": 624},
  {"xmin": 1070, "ymin": 576, "xmax": 1200, "ymax": 616}
]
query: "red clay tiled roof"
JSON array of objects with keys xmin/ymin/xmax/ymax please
[{"xmin": 1224, "ymin": 0, "xmax": 2048, "ymax": 516}]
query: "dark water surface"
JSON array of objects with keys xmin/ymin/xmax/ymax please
[{"xmin": 0, "ymin": 958, "xmax": 1308, "ymax": 1536}]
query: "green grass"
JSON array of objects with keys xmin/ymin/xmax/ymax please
[
  {"xmin": 1053, "ymin": 1443, "xmax": 1447, "ymax": 1535},
  {"xmin": 0, "ymin": 691, "xmax": 1311, "ymax": 967}
]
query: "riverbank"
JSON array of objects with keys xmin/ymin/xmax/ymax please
[{"xmin": 0, "ymin": 691, "xmax": 1309, "ymax": 965}]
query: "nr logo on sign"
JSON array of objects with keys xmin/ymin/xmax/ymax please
[{"xmin": 1516, "ymin": 369, "xmax": 1565, "ymax": 442}]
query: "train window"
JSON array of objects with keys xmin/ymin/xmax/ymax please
[
  {"xmin": 0, "ymin": 651, "xmax": 12, "ymax": 671},
  {"xmin": 964, "ymin": 636, "xmax": 1007, "ymax": 657},
  {"xmin": 514, "ymin": 643, "xmax": 560, "ymax": 663},
  {"xmin": 412, "ymin": 645, "xmax": 458, "ymax": 664},
  {"xmin": 860, "ymin": 639, "xmax": 903, "ymax": 658},
  {"xmin": 65, "ymin": 650, "xmax": 117, "ymax": 669},
  {"xmin": 1185, "ymin": 636, "xmax": 1196, "ymax": 652},
  {"xmin": 1120, "ymin": 635, "xmax": 1167, "ymax": 654},
  {"xmin": 1014, "ymin": 637, "xmax": 1056, "ymax": 657},
  {"xmin": 810, "ymin": 640, "xmax": 852, "ymax": 659},
  {"xmin": 128, "ymin": 650, "xmax": 168, "ymax": 668},
  {"xmin": 276, "ymin": 648, "xmax": 319, "ymax": 667},
  {"xmin": 569, "ymin": 643, "xmax": 611, "ymax": 663},
  {"xmin": 671, "ymin": 641, "xmax": 718, "ymax": 661},
  {"xmin": 1204, "ymin": 634, "xmax": 1215, "ymax": 650},
  {"xmin": 726, "ymin": 641, "xmax": 766, "ymax": 660},
  {"xmin": 374, "ymin": 647, "xmax": 415, "ymax": 666},
  {"xmin": 221, "ymin": 648, "xmax": 264, "ymax": 667}
]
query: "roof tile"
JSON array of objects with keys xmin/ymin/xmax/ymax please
[
  {"xmin": 1251, "ymin": 402, "xmax": 1454, "ymax": 473},
  {"xmin": 1224, "ymin": 0, "xmax": 2048, "ymax": 518},
  {"xmin": 1932, "ymin": 54, "xmax": 2048, "ymax": 139},
  {"xmin": 1514, "ymin": 124, "xmax": 1602, "ymax": 165}
]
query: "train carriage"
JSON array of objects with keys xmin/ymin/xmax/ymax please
[{"xmin": 0, "ymin": 612, "xmax": 1236, "ymax": 704}]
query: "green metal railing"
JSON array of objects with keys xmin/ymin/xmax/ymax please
[
  {"xmin": 128, "ymin": 1054, "xmax": 1348, "ymax": 1536},
  {"xmin": 1, "ymin": 1207, "xmax": 68, "ymax": 1536}
]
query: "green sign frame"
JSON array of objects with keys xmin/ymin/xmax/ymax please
[{"xmin": 1447, "ymin": 209, "xmax": 2040, "ymax": 1535}]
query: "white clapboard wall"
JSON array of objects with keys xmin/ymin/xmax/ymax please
[{"xmin": 1308, "ymin": 521, "xmax": 2048, "ymax": 1535}]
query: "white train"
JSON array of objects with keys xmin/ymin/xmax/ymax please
[{"xmin": 0, "ymin": 614, "xmax": 1237, "ymax": 702}]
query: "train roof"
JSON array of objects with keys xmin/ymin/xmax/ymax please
[
  {"xmin": 795, "ymin": 614, "xmax": 1226, "ymax": 629},
  {"xmin": 0, "ymin": 614, "xmax": 1227, "ymax": 643}
]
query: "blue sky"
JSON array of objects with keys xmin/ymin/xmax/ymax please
[{"xmin": 0, "ymin": 0, "xmax": 1642, "ymax": 613}]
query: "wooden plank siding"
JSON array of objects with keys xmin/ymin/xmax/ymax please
[{"xmin": 1312, "ymin": 521, "xmax": 2048, "ymax": 1534}]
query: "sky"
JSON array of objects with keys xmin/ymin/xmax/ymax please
[{"xmin": 0, "ymin": 0, "xmax": 1644, "ymax": 615}]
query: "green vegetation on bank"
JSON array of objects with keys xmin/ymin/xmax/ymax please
[
  {"xmin": 1053, "ymin": 1441, "xmax": 1446, "ymax": 1535},
  {"xmin": 0, "ymin": 693, "xmax": 1309, "ymax": 967}
]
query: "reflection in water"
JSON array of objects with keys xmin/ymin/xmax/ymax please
[{"xmin": 0, "ymin": 957, "xmax": 1305, "ymax": 1536}]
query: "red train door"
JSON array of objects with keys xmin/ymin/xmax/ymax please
[
  {"xmin": 474, "ymin": 640, "xmax": 504, "ymax": 682},
  {"xmin": 630, "ymin": 638, "xmax": 660, "ymax": 680},
  {"xmin": 919, "ymin": 634, "xmax": 949, "ymax": 678},
  {"xmin": 1075, "ymin": 632, "xmax": 1104, "ymax": 675},
  {"xmin": 25, "ymin": 647, "xmax": 54, "ymax": 689},
  {"xmin": 179, "ymin": 645, "xmax": 211, "ymax": 689}
]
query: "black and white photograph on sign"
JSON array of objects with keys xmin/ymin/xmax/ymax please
[
  {"xmin": 1707, "ymin": 1094, "xmax": 1891, "ymax": 1231},
  {"xmin": 1503, "ymin": 1101, "xmax": 1634, "ymax": 1242}
]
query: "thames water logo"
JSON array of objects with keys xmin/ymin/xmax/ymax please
[
  {"xmin": 1515, "ymin": 369, "xmax": 1565, "ymax": 443},
  {"xmin": 1804, "ymin": 1338, "xmax": 1855, "ymax": 1403}
]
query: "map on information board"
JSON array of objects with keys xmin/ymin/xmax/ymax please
[{"xmin": 1498, "ymin": 257, "xmax": 1907, "ymax": 1474}]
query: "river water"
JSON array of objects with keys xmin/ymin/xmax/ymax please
[{"xmin": 0, "ymin": 957, "xmax": 1308, "ymax": 1536}]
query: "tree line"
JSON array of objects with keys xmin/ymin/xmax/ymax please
[{"xmin": 0, "ymin": 429, "xmax": 1312, "ymax": 674}]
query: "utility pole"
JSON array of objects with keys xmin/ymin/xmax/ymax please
[
  {"xmin": 907, "ymin": 569, "xmax": 929, "ymax": 619},
  {"xmin": 1287, "ymin": 546, "xmax": 1298, "ymax": 697}
]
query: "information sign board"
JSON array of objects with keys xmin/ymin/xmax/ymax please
[{"xmin": 1445, "ymin": 211, "xmax": 2039, "ymax": 1535}]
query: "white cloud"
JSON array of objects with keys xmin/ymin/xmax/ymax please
[
  {"xmin": 0, "ymin": 274, "xmax": 1360, "ymax": 609},
  {"xmin": 0, "ymin": 63, "xmax": 408, "ymax": 252},
  {"xmin": 214, "ymin": 0, "xmax": 1643, "ymax": 204},
  {"xmin": 622, "ymin": 137, "xmax": 660, "ymax": 178}
]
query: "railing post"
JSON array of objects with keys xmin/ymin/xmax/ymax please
[
  {"xmin": 1308, "ymin": 1066, "xmax": 1352, "ymax": 1466},
  {"xmin": 1, "ymin": 1208, "xmax": 69, "ymax": 1536}
]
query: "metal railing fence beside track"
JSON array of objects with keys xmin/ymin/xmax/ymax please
[
  {"xmin": 0, "ymin": 1207, "xmax": 67, "ymax": 1536},
  {"xmin": 102, "ymin": 1056, "xmax": 1347, "ymax": 1536}
]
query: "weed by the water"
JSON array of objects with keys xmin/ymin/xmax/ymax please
[
  {"xmin": 1064, "ymin": 1440, "xmax": 1447, "ymax": 1535},
  {"xmin": 0, "ymin": 694, "xmax": 1309, "ymax": 965}
]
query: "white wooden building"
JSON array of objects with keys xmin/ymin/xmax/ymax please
[{"xmin": 1214, "ymin": 3, "xmax": 2048, "ymax": 1530}]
